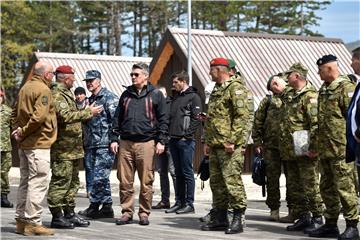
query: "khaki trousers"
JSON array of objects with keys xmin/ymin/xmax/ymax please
[
  {"xmin": 15, "ymin": 149, "xmax": 51, "ymax": 224},
  {"xmin": 118, "ymin": 140, "xmax": 155, "ymax": 217}
]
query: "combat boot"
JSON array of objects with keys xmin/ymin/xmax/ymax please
[
  {"xmin": 286, "ymin": 212, "xmax": 311, "ymax": 231},
  {"xmin": 270, "ymin": 209, "xmax": 280, "ymax": 222},
  {"xmin": 1, "ymin": 193, "xmax": 13, "ymax": 208},
  {"xmin": 50, "ymin": 207, "xmax": 74, "ymax": 229},
  {"xmin": 201, "ymin": 209, "xmax": 229, "ymax": 231},
  {"xmin": 23, "ymin": 223, "xmax": 55, "ymax": 236},
  {"xmin": 199, "ymin": 208, "xmax": 215, "ymax": 223},
  {"xmin": 338, "ymin": 221, "xmax": 360, "ymax": 240},
  {"xmin": 279, "ymin": 208, "xmax": 295, "ymax": 223},
  {"xmin": 64, "ymin": 207, "xmax": 90, "ymax": 227},
  {"xmin": 78, "ymin": 203, "xmax": 100, "ymax": 219},
  {"xmin": 225, "ymin": 209, "xmax": 244, "ymax": 234},
  {"xmin": 303, "ymin": 216, "xmax": 324, "ymax": 234},
  {"xmin": 15, "ymin": 218, "xmax": 26, "ymax": 234},
  {"xmin": 98, "ymin": 203, "xmax": 114, "ymax": 218},
  {"xmin": 308, "ymin": 224, "xmax": 339, "ymax": 238}
]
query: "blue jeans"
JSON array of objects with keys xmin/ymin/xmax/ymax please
[
  {"xmin": 84, "ymin": 147, "xmax": 115, "ymax": 204},
  {"xmin": 155, "ymin": 147, "xmax": 177, "ymax": 204},
  {"xmin": 169, "ymin": 138, "xmax": 195, "ymax": 206}
]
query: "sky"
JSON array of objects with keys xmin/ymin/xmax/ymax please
[{"xmin": 312, "ymin": 0, "xmax": 360, "ymax": 43}]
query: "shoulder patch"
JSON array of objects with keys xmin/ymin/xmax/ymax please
[
  {"xmin": 41, "ymin": 96, "xmax": 48, "ymax": 105},
  {"xmin": 59, "ymin": 102, "xmax": 68, "ymax": 109}
]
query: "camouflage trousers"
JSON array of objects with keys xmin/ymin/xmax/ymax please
[
  {"xmin": 286, "ymin": 158, "xmax": 323, "ymax": 217},
  {"xmin": 47, "ymin": 159, "xmax": 80, "ymax": 209},
  {"xmin": 1, "ymin": 151, "xmax": 12, "ymax": 194},
  {"xmin": 263, "ymin": 148, "xmax": 288, "ymax": 211},
  {"xmin": 85, "ymin": 147, "xmax": 115, "ymax": 204},
  {"xmin": 320, "ymin": 157, "xmax": 359, "ymax": 223},
  {"xmin": 209, "ymin": 146, "xmax": 246, "ymax": 211}
]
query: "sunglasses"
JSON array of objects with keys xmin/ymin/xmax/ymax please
[{"xmin": 130, "ymin": 73, "xmax": 140, "ymax": 77}]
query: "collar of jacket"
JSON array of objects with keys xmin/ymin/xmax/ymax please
[
  {"xmin": 320, "ymin": 75, "xmax": 351, "ymax": 93},
  {"xmin": 32, "ymin": 75, "xmax": 51, "ymax": 88},
  {"xmin": 51, "ymin": 82, "xmax": 74, "ymax": 98},
  {"xmin": 126, "ymin": 83, "xmax": 155, "ymax": 98},
  {"xmin": 292, "ymin": 81, "xmax": 316, "ymax": 98}
]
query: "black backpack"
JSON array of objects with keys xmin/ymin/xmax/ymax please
[{"xmin": 252, "ymin": 154, "xmax": 266, "ymax": 197}]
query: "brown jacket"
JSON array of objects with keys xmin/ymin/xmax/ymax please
[{"xmin": 12, "ymin": 75, "xmax": 57, "ymax": 149}]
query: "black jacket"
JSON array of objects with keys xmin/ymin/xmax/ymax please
[
  {"xmin": 110, "ymin": 83, "xmax": 168, "ymax": 144},
  {"xmin": 169, "ymin": 86, "xmax": 202, "ymax": 139}
]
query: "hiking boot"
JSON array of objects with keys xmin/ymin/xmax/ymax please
[
  {"xmin": 78, "ymin": 203, "xmax": 100, "ymax": 219},
  {"xmin": 308, "ymin": 224, "xmax": 339, "ymax": 238},
  {"xmin": 279, "ymin": 208, "xmax": 295, "ymax": 223},
  {"xmin": 152, "ymin": 201, "xmax": 170, "ymax": 209},
  {"xmin": 98, "ymin": 203, "xmax": 114, "ymax": 218},
  {"xmin": 270, "ymin": 209, "xmax": 280, "ymax": 222},
  {"xmin": 338, "ymin": 221, "xmax": 360, "ymax": 240},
  {"xmin": 201, "ymin": 209, "xmax": 229, "ymax": 231},
  {"xmin": 139, "ymin": 214, "xmax": 150, "ymax": 226},
  {"xmin": 115, "ymin": 213, "xmax": 134, "ymax": 225},
  {"xmin": 199, "ymin": 209, "xmax": 215, "ymax": 223},
  {"xmin": 287, "ymin": 213, "xmax": 311, "ymax": 231},
  {"xmin": 64, "ymin": 207, "xmax": 90, "ymax": 227},
  {"xmin": 49, "ymin": 207, "xmax": 74, "ymax": 229},
  {"xmin": 1, "ymin": 193, "xmax": 13, "ymax": 208},
  {"xmin": 15, "ymin": 219, "xmax": 26, "ymax": 234},
  {"xmin": 23, "ymin": 223, "xmax": 55, "ymax": 236},
  {"xmin": 303, "ymin": 216, "xmax": 324, "ymax": 234},
  {"xmin": 225, "ymin": 209, "xmax": 244, "ymax": 234}
]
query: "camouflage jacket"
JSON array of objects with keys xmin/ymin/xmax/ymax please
[
  {"xmin": 280, "ymin": 81, "xmax": 318, "ymax": 160},
  {"xmin": 0, "ymin": 103, "xmax": 12, "ymax": 152},
  {"xmin": 317, "ymin": 75, "xmax": 355, "ymax": 159},
  {"xmin": 252, "ymin": 94, "xmax": 283, "ymax": 150},
  {"xmin": 51, "ymin": 83, "xmax": 93, "ymax": 160},
  {"xmin": 204, "ymin": 76, "xmax": 254, "ymax": 147},
  {"xmin": 83, "ymin": 87, "xmax": 118, "ymax": 149}
]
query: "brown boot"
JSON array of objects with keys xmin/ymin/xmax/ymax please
[
  {"xmin": 15, "ymin": 219, "xmax": 26, "ymax": 234},
  {"xmin": 279, "ymin": 209, "xmax": 295, "ymax": 223},
  {"xmin": 24, "ymin": 223, "xmax": 55, "ymax": 236},
  {"xmin": 270, "ymin": 209, "xmax": 280, "ymax": 222}
]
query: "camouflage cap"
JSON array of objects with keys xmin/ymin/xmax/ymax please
[{"xmin": 285, "ymin": 62, "xmax": 308, "ymax": 78}]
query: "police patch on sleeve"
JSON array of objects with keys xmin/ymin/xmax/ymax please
[
  {"xmin": 41, "ymin": 96, "xmax": 48, "ymax": 105},
  {"xmin": 59, "ymin": 102, "xmax": 68, "ymax": 109}
]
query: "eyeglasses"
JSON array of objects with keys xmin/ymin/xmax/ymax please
[{"xmin": 130, "ymin": 73, "xmax": 140, "ymax": 78}]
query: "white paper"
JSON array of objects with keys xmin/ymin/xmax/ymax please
[{"xmin": 292, "ymin": 130, "xmax": 310, "ymax": 156}]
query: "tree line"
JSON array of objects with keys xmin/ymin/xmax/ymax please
[{"xmin": 1, "ymin": 1, "xmax": 330, "ymax": 103}]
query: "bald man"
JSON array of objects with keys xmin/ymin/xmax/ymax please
[
  {"xmin": 308, "ymin": 55, "xmax": 359, "ymax": 239},
  {"xmin": 12, "ymin": 61, "xmax": 57, "ymax": 236}
]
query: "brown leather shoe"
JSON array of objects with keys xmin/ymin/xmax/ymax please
[
  {"xmin": 151, "ymin": 201, "xmax": 170, "ymax": 209},
  {"xmin": 139, "ymin": 215, "xmax": 149, "ymax": 226},
  {"xmin": 24, "ymin": 223, "xmax": 55, "ymax": 236},
  {"xmin": 115, "ymin": 213, "xmax": 133, "ymax": 225},
  {"xmin": 15, "ymin": 219, "xmax": 26, "ymax": 234}
]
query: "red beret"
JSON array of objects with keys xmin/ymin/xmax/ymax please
[
  {"xmin": 55, "ymin": 65, "xmax": 75, "ymax": 74},
  {"xmin": 210, "ymin": 58, "xmax": 229, "ymax": 67}
]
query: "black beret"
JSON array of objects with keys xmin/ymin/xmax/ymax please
[{"xmin": 316, "ymin": 54, "xmax": 337, "ymax": 66}]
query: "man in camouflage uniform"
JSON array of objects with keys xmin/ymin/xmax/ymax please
[
  {"xmin": 201, "ymin": 58, "xmax": 254, "ymax": 234},
  {"xmin": 309, "ymin": 55, "xmax": 359, "ymax": 239},
  {"xmin": 0, "ymin": 87, "xmax": 14, "ymax": 208},
  {"xmin": 275, "ymin": 63, "xmax": 324, "ymax": 233},
  {"xmin": 78, "ymin": 70, "xmax": 119, "ymax": 219},
  {"xmin": 252, "ymin": 74, "xmax": 289, "ymax": 222},
  {"xmin": 47, "ymin": 65, "xmax": 103, "ymax": 229}
]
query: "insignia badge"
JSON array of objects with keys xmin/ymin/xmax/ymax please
[
  {"xmin": 60, "ymin": 102, "xmax": 67, "ymax": 109},
  {"xmin": 41, "ymin": 96, "xmax": 48, "ymax": 105}
]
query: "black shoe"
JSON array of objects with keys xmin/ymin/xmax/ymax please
[
  {"xmin": 50, "ymin": 207, "xmax": 74, "ymax": 229},
  {"xmin": 152, "ymin": 201, "xmax": 170, "ymax": 209},
  {"xmin": 308, "ymin": 224, "xmax": 339, "ymax": 238},
  {"xmin": 225, "ymin": 209, "xmax": 244, "ymax": 234},
  {"xmin": 287, "ymin": 213, "xmax": 311, "ymax": 231},
  {"xmin": 201, "ymin": 209, "xmax": 228, "ymax": 231},
  {"xmin": 139, "ymin": 215, "xmax": 150, "ymax": 226},
  {"xmin": 1, "ymin": 193, "xmax": 13, "ymax": 208},
  {"xmin": 64, "ymin": 207, "xmax": 90, "ymax": 227},
  {"xmin": 338, "ymin": 226, "xmax": 360, "ymax": 240},
  {"xmin": 199, "ymin": 209, "xmax": 215, "ymax": 223},
  {"xmin": 165, "ymin": 204, "xmax": 182, "ymax": 213},
  {"xmin": 115, "ymin": 214, "xmax": 133, "ymax": 225},
  {"xmin": 78, "ymin": 203, "xmax": 100, "ymax": 219},
  {"xmin": 176, "ymin": 205, "xmax": 194, "ymax": 214},
  {"xmin": 98, "ymin": 203, "xmax": 114, "ymax": 218},
  {"xmin": 303, "ymin": 216, "xmax": 324, "ymax": 234}
]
